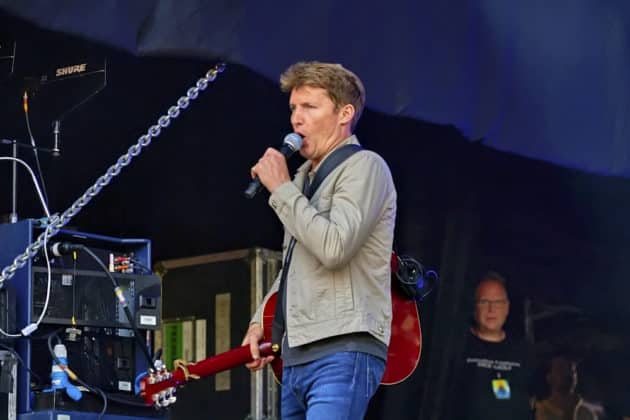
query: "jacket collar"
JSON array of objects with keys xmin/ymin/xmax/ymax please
[{"xmin": 295, "ymin": 134, "xmax": 360, "ymax": 179}]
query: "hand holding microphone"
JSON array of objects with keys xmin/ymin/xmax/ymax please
[{"xmin": 244, "ymin": 133, "xmax": 303, "ymax": 198}]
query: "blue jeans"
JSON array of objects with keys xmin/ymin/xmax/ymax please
[{"xmin": 281, "ymin": 351, "xmax": 385, "ymax": 420}]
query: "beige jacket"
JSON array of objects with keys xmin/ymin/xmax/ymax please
[{"xmin": 251, "ymin": 135, "xmax": 397, "ymax": 348}]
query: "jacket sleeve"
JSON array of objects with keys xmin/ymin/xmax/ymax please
[{"xmin": 268, "ymin": 151, "xmax": 395, "ymax": 270}]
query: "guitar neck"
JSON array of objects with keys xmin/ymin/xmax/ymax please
[
  {"xmin": 141, "ymin": 342, "xmax": 274, "ymax": 405},
  {"xmin": 182, "ymin": 342, "xmax": 273, "ymax": 378}
]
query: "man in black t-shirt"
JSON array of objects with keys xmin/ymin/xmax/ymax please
[{"xmin": 454, "ymin": 272, "xmax": 533, "ymax": 420}]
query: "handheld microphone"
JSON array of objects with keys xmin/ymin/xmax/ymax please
[
  {"xmin": 244, "ymin": 133, "xmax": 303, "ymax": 199},
  {"xmin": 52, "ymin": 120, "xmax": 61, "ymax": 157}
]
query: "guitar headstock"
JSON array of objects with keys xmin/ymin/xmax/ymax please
[
  {"xmin": 137, "ymin": 342, "xmax": 280, "ymax": 406},
  {"xmin": 138, "ymin": 361, "xmax": 178, "ymax": 408}
]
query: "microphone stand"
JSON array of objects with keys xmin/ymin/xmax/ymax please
[{"xmin": 1, "ymin": 138, "xmax": 56, "ymax": 223}]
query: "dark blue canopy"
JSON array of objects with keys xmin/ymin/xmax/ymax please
[{"xmin": 2, "ymin": 0, "xmax": 630, "ymax": 177}]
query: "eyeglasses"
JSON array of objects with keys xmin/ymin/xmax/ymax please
[{"xmin": 476, "ymin": 299, "xmax": 508, "ymax": 307}]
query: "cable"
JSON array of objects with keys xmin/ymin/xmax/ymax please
[
  {"xmin": 75, "ymin": 380, "xmax": 107, "ymax": 420},
  {"xmin": 46, "ymin": 333, "xmax": 61, "ymax": 364},
  {"xmin": 0, "ymin": 342, "xmax": 44, "ymax": 384},
  {"xmin": 68, "ymin": 251, "xmax": 79, "ymax": 332},
  {"xmin": 416, "ymin": 270, "xmax": 439, "ymax": 301},
  {"xmin": 23, "ymin": 91, "xmax": 50, "ymax": 207},
  {"xmin": 75, "ymin": 245, "xmax": 155, "ymax": 372},
  {"xmin": 0, "ymin": 157, "xmax": 51, "ymax": 217},
  {"xmin": 0, "ymin": 156, "xmax": 52, "ymax": 337}
]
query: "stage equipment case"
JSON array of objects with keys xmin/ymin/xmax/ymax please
[{"xmin": 156, "ymin": 248, "xmax": 282, "ymax": 420}]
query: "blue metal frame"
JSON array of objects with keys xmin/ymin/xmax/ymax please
[
  {"xmin": 18, "ymin": 410, "xmax": 162, "ymax": 419},
  {"xmin": 0, "ymin": 219, "xmax": 153, "ymax": 415}
]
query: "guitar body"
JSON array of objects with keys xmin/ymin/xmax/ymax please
[
  {"xmin": 261, "ymin": 292, "xmax": 284, "ymax": 381},
  {"xmin": 382, "ymin": 285, "xmax": 423, "ymax": 385},
  {"xmin": 261, "ymin": 286, "xmax": 421, "ymax": 385}
]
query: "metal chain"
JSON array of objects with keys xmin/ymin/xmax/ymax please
[{"xmin": 0, "ymin": 63, "xmax": 226, "ymax": 287}]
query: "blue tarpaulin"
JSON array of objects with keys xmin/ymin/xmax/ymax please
[{"xmin": 2, "ymin": 0, "xmax": 629, "ymax": 177}]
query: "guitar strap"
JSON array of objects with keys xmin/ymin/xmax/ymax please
[{"xmin": 271, "ymin": 144, "xmax": 363, "ymax": 350}]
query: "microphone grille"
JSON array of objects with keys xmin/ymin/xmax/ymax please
[{"xmin": 283, "ymin": 133, "xmax": 303, "ymax": 151}]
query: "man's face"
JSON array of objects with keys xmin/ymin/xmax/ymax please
[
  {"xmin": 474, "ymin": 280, "xmax": 510, "ymax": 334},
  {"xmin": 289, "ymin": 85, "xmax": 350, "ymax": 166}
]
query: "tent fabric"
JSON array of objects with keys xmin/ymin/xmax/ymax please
[
  {"xmin": 2, "ymin": 0, "xmax": 630, "ymax": 177},
  {"xmin": 0, "ymin": 0, "xmax": 630, "ymax": 177}
]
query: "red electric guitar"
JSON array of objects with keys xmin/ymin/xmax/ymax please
[{"xmin": 140, "ymin": 257, "xmax": 422, "ymax": 407}]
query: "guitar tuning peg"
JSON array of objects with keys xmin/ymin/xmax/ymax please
[
  {"xmin": 168, "ymin": 387, "xmax": 177, "ymax": 404},
  {"xmin": 153, "ymin": 359, "xmax": 165, "ymax": 371},
  {"xmin": 158, "ymin": 391, "xmax": 170, "ymax": 407}
]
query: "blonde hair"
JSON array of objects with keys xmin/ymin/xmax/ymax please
[{"xmin": 280, "ymin": 61, "xmax": 366, "ymax": 130}]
